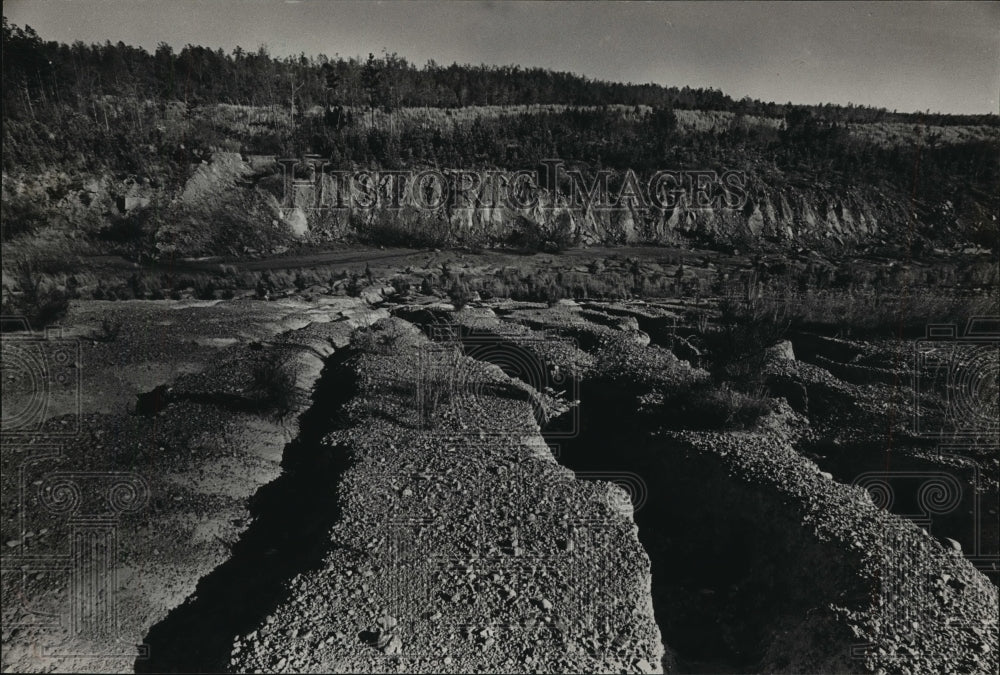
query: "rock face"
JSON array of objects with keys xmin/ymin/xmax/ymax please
[
  {"xmin": 178, "ymin": 151, "xmax": 253, "ymax": 204},
  {"xmin": 229, "ymin": 319, "xmax": 666, "ymax": 673},
  {"xmin": 293, "ymin": 172, "xmax": 984, "ymax": 252}
]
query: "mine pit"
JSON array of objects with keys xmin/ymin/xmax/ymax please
[{"xmin": 5, "ymin": 11, "xmax": 1000, "ymax": 671}]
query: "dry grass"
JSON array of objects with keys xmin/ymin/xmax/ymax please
[
  {"xmin": 761, "ymin": 287, "xmax": 999, "ymax": 338},
  {"xmin": 411, "ymin": 345, "xmax": 466, "ymax": 429},
  {"xmin": 666, "ymin": 379, "xmax": 773, "ymax": 431}
]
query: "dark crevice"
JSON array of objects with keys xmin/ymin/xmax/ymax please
[
  {"xmin": 435, "ymin": 322, "xmax": 857, "ymax": 673},
  {"xmin": 544, "ymin": 380, "xmax": 867, "ymax": 673},
  {"xmin": 787, "ymin": 332, "xmax": 904, "ymax": 387},
  {"xmin": 426, "ymin": 321, "xmax": 583, "ymax": 437},
  {"xmin": 544, "ymin": 383, "xmax": 766, "ymax": 673},
  {"xmin": 782, "ymin": 329, "xmax": 998, "ymax": 587},
  {"xmin": 427, "ymin": 317, "xmax": 764, "ymax": 672},
  {"xmin": 506, "ymin": 315, "xmax": 607, "ymax": 353},
  {"xmin": 585, "ymin": 308, "xmax": 707, "ymax": 364},
  {"xmin": 134, "ymin": 350, "xmax": 359, "ymax": 673}
]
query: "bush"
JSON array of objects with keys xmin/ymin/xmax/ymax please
[
  {"xmin": 98, "ymin": 206, "xmax": 159, "ymax": 255},
  {"xmin": 346, "ymin": 273, "xmax": 363, "ymax": 297},
  {"xmin": 415, "ymin": 347, "xmax": 464, "ymax": 428},
  {"xmin": 447, "ymin": 280, "xmax": 473, "ymax": 309},
  {"xmin": 349, "ymin": 320, "xmax": 409, "ymax": 355},
  {"xmin": 249, "ymin": 359, "xmax": 297, "ymax": 417},
  {"xmin": 387, "ymin": 276, "xmax": 411, "ymax": 297},
  {"xmin": 4, "ymin": 259, "xmax": 70, "ymax": 329},
  {"xmin": 153, "ymin": 188, "xmax": 292, "ymax": 259},
  {"xmin": 1, "ymin": 192, "xmax": 50, "ymax": 241},
  {"xmin": 128, "ymin": 272, "xmax": 152, "ymax": 298},
  {"xmin": 356, "ymin": 207, "xmax": 456, "ymax": 250},
  {"xmin": 193, "ymin": 276, "xmax": 216, "ymax": 300},
  {"xmin": 704, "ymin": 272, "xmax": 789, "ymax": 389},
  {"xmin": 668, "ymin": 380, "xmax": 772, "ymax": 431}
]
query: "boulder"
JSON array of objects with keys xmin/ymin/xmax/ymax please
[{"xmin": 768, "ymin": 339, "xmax": 796, "ymax": 362}]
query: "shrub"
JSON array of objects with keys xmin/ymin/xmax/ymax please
[
  {"xmin": 98, "ymin": 206, "xmax": 159, "ymax": 256},
  {"xmin": 356, "ymin": 208, "xmax": 454, "ymax": 249},
  {"xmin": 239, "ymin": 271, "xmax": 261, "ymax": 290},
  {"xmin": 704, "ymin": 272, "xmax": 789, "ymax": 389},
  {"xmin": 762, "ymin": 286, "xmax": 999, "ymax": 339},
  {"xmin": 193, "ymin": 276, "xmax": 216, "ymax": 300},
  {"xmin": 447, "ymin": 280, "xmax": 472, "ymax": 309},
  {"xmin": 249, "ymin": 358, "xmax": 297, "ymax": 417},
  {"xmin": 128, "ymin": 273, "xmax": 152, "ymax": 298},
  {"xmin": 5, "ymin": 259, "xmax": 70, "ymax": 328},
  {"xmin": 668, "ymin": 380, "xmax": 772, "ymax": 431},
  {"xmin": 389, "ymin": 276, "xmax": 411, "ymax": 297},
  {"xmin": 1, "ymin": 191, "xmax": 50, "ymax": 241},
  {"xmin": 152, "ymin": 188, "xmax": 292, "ymax": 259},
  {"xmin": 255, "ymin": 276, "xmax": 270, "ymax": 298},
  {"xmin": 415, "ymin": 347, "xmax": 464, "ymax": 428},
  {"xmin": 349, "ymin": 320, "xmax": 409, "ymax": 355},
  {"xmin": 346, "ymin": 273, "xmax": 363, "ymax": 297}
]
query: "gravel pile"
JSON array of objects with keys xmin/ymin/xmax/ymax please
[
  {"xmin": 230, "ymin": 318, "xmax": 665, "ymax": 673},
  {"xmin": 660, "ymin": 425, "xmax": 998, "ymax": 674}
]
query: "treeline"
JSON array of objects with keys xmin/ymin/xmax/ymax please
[{"xmin": 4, "ymin": 19, "xmax": 998, "ymax": 127}]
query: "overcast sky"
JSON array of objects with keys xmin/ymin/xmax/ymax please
[{"xmin": 4, "ymin": 0, "xmax": 998, "ymax": 114}]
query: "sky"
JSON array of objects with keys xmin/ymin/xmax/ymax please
[{"xmin": 4, "ymin": 0, "xmax": 999, "ymax": 115}]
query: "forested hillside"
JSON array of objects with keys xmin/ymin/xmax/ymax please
[
  {"xmin": 3, "ymin": 18, "xmax": 998, "ymax": 257},
  {"xmin": 8, "ymin": 18, "xmax": 999, "ymax": 123}
]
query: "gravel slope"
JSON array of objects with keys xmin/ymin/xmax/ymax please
[
  {"xmin": 1, "ymin": 297, "xmax": 386, "ymax": 673},
  {"xmin": 229, "ymin": 318, "xmax": 666, "ymax": 673},
  {"xmin": 659, "ymin": 427, "xmax": 999, "ymax": 674}
]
